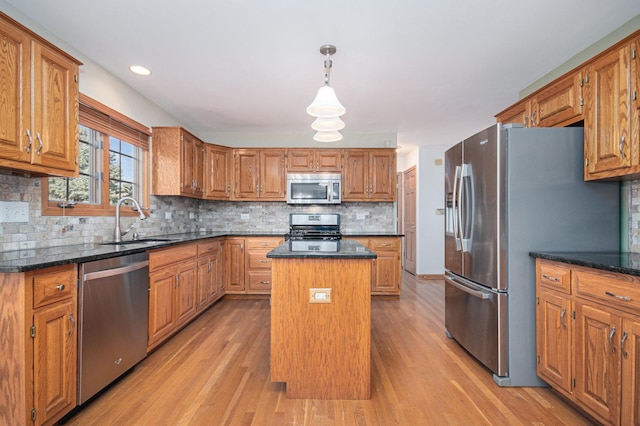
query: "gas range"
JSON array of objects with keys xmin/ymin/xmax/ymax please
[{"xmin": 286, "ymin": 213, "xmax": 341, "ymax": 251}]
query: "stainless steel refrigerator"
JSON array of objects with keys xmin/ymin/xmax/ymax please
[{"xmin": 444, "ymin": 123, "xmax": 620, "ymax": 386}]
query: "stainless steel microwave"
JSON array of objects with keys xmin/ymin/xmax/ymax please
[{"xmin": 286, "ymin": 173, "xmax": 341, "ymax": 204}]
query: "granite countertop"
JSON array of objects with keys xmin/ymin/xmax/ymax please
[
  {"xmin": 0, "ymin": 231, "xmax": 398, "ymax": 272},
  {"xmin": 530, "ymin": 251, "xmax": 640, "ymax": 277},
  {"xmin": 267, "ymin": 240, "xmax": 377, "ymax": 259}
]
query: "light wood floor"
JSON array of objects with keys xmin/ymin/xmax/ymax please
[{"xmin": 64, "ymin": 272, "xmax": 593, "ymax": 425}]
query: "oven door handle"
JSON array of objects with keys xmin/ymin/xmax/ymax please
[{"xmin": 445, "ymin": 275, "xmax": 490, "ymax": 300}]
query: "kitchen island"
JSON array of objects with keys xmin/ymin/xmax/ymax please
[{"xmin": 268, "ymin": 240, "xmax": 376, "ymax": 400}]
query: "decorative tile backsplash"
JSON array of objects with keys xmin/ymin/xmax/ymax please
[{"xmin": 0, "ymin": 174, "xmax": 395, "ymax": 252}]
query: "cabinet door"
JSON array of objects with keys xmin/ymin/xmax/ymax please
[
  {"xmin": 260, "ymin": 149, "xmax": 286, "ymax": 199},
  {"xmin": 343, "ymin": 150, "xmax": 368, "ymax": 200},
  {"xmin": 148, "ymin": 269, "xmax": 177, "ymax": 348},
  {"xmin": 205, "ymin": 144, "xmax": 231, "ymax": 199},
  {"xmin": 175, "ymin": 260, "xmax": 197, "ymax": 326},
  {"xmin": 0, "ymin": 19, "xmax": 31, "ymax": 164},
  {"xmin": 372, "ymin": 251, "xmax": 400, "ymax": 294},
  {"xmin": 574, "ymin": 302, "xmax": 622, "ymax": 425},
  {"xmin": 31, "ymin": 41, "xmax": 78, "ymax": 173},
  {"xmin": 33, "ymin": 299, "xmax": 76, "ymax": 425},
  {"xmin": 209, "ymin": 250, "xmax": 221, "ymax": 301},
  {"xmin": 196, "ymin": 256, "xmax": 211, "ymax": 310},
  {"xmin": 315, "ymin": 149, "xmax": 342, "ymax": 172},
  {"xmin": 180, "ymin": 131, "xmax": 195, "ymax": 195},
  {"xmin": 536, "ymin": 289, "xmax": 572, "ymax": 393},
  {"xmin": 217, "ymin": 241, "xmax": 226, "ymax": 297},
  {"xmin": 621, "ymin": 317, "xmax": 640, "ymax": 426},
  {"xmin": 584, "ymin": 44, "xmax": 631, "ymax": 179},
  {"xmin": 234, "ymin": 150, "xmax": 259, "ymax": 199},
  {"xmin": 287, "ymin": 149, "xmax": 314, "ymax": 172},
  {"xmin": 225, "ymin": 238, "xmax": 245, "ymax": 292},
  {"xmin": 192, "ymin": 139, "xmax": 205, "ymax": 197},
  {"xmin": 496, "ymin": 100, "xmax": 531, "ymax": 127},
  {"xmin": 531, "ymin": 71, "xmax": 583, "ymax": 127},
  {"xmin": 369, "ymin": 150, "xmax": 396, "ymax": 201}
]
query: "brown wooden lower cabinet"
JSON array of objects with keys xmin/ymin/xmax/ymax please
[
  {"xmin": 346, "ymin": 237, "xmax": 402, "ymax": 295},
  {"xmin": 148, "ymin": 243, "xmax": 198, "ymax": 351},
  {"xmin": 196, "ymin": 239, "xmax": 224, "ymax": 311},
  {"xmin": 225, "ymin": 237, "xmax": 282, "ymax": 295},
  {"xmin": 535, "ymin": 258, "xmax": 640, "ymax": 426},
  {"xmin": 1, "ymin": 263, "xmax": 78, "ymax": 426}
]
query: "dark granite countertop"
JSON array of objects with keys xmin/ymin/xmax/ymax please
[
  {"xmin": 0, "ymin": 231, "xmax": 398, "ymax": 272},
  {"xmin": 343, "ymin": 233, "xmax": 404, "ymax": 238},
  {"xmin": 529, "ymin": 251, "xmax": 640, "ymax": 277},
  {"xmin": 267, "ymin": 240, "xmax": 377, "ymax": 259}
]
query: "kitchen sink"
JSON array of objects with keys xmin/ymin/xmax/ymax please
[{"xmin": 100, "ymin": 238, "xmax": 176, "ymax": 245}]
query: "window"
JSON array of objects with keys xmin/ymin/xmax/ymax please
[{"xmin": 42, "ymin": 94, "xmax": 150, "ymax": 216}]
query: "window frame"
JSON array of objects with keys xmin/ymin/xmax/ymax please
[{"xmin": 41, "ymin": 94, "xmax": 151, "ymax": 217}]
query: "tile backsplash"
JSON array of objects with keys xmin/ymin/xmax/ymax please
[{"xmin": 0, "ymin": 174, "xmax": 395, "ymax": 252}]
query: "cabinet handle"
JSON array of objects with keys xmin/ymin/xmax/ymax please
[
  {"xmin": 56, "ymin": 284, "xmax": 65, "ymax": 291},
  {"xmin": 25, "ymin": 129, "xmax": 33, "ymax": 153},
  {"xmin": 619, "ymin": 136, "xmax": 626, "ymax": 160},
  {"xmin": 68, "ymin": 314, "xmax": 75, "ymax": 336},
  {"xmin": 260, "ymin": 259, "xmax": 270, "ymax": 263},
  {"xmin": 605, "ymin": 291, "xmax": 632, "ymax": 302},
  {"xmin": 530, "ymin": 110, "xmax": 537, "ymax": 127},
  {"xmin": 259, "ymin": 280, "xmax": 270, "ymax": 284},
  {"xmin": 621, "ymin": 331, "xmax": 628, "ymax": 359},
  {"xmin": 609, "ymin": 327, "xmax": 617, "ymax": 353},
  {"xmin": 560, "ymin": 308, "xmax": 566, "ymax": 329},
  {"xmin": 36, "ymin": 132, "xmax": 43, "ymax": 155},
  {"xmin": 541, "ymin": 274, "xmax": 559, "ymax": 283},
  {"xmin": 379, "ymin": 243, "xmax": 392, "ymax": 247}
]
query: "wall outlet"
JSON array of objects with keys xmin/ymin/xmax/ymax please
[
  {"xmin": 165, "ymin": 212, "xmax": 172, "ymax": 219},
  {"xmin": 356, "ymin": 213, "xmax": 367, "ymax": 220},
  {"xmin": 0, "ymin": 201, "xmax": 29, "ymax": 223},
  {"xmin": 241, "ymin": 213, "xmax": 250, "ymax": 220},
  {"xmin": 309, "ymin": 288, "xmax": 332, "ymax": 303}
]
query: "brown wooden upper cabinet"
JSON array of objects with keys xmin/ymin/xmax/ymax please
[
  {"xmin": 233, "ymin": 149, "xmax": 286, "ymax": 200},
  {"xmin": 583, "ymin": 43, "xmax": 633, "ymax": 180},
  {"xmin": 204, "ymin": 143, "xmax": 231, "ymax": 199},
  {"xmin": 152, "ymin": 127, "xmax": 205, "ymax": 198},
  {"xmin": 287, "ymin": 149, "xmax": 342, "ymax": 172},
  {"xmin": 0, "ymin": 13, "xmax": 80, "ymax": 178},
  {"xmin": 342, "ymin": 149, "xmax": 396, "ymax": 202},
  {"xmin": 496, "ymin": 71, "xmax": 583, "ymax": 128}
]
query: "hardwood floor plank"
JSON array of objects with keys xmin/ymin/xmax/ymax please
[{"xmin": 64, "ymin": 273, "xmax": 594, "ymax": 425}]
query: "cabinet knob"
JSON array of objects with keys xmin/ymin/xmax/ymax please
[{"xmin": 56, "ymin": 284, "xmax": 66, "ymax": 291}]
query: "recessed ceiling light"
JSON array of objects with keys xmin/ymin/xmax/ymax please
[{"xmin": 129, "ymin": 65, "xmax": 152, "ymax": 76}]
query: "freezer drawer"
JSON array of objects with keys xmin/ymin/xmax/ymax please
[{"xmin": 444, "ymin": 273, "xmax": 507, "ymax": 377}]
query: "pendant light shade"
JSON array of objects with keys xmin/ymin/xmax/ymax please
[
  {"xmin": 307, "ymin": 85, "xmax": 346, "ymax": 118},
  {"xmin": 313, "ymin": 130, "xmax": 343, "ymax": 143},
  {"xmin": 311, "ymin": 116, "xmax": 345, "ymax": 132}
]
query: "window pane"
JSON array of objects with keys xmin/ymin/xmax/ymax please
[{"xmin": 109, "ymin": 137, "xmax": 140, "ymax": 204}]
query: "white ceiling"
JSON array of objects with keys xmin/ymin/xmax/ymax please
[{"xmin": 5, "ymin": 0, "xmax": 640, "ymax": 152}]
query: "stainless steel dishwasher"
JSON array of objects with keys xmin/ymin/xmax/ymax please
[{"xmin": 78, "ymin": 252, "xmax": 149, "ymax": 404}]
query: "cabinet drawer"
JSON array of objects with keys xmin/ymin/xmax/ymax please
[
  {"xmin": 197, "ymin": 240, "xmax": 220, "ymax": 257},
  {"xmin": 247, "ymin": 270, "xmax": 272, "ymax": 293},
  {"xmin": 150, "ymin": 243, "xmax": 198, "ymax": 270},
  {"xmin": 33, "ymin": 264, "xmax": 76, "ymax": 308},
  {"xmin": 369, "ymin": 238, "xmax": 400, "ymax": 251},
  {"xmin": 247, "ymin": 251, "xmax": 272, "ymax": 269},
  {"xmin": 573, "ymin": 268, "xmax": 640, "ymax": 313},
  {"xmin": 537, "ymin": 260, "xmax": 571, "ymax": 294},
  {"xmin": 246, "ymin": 238, "xmax": 282, "ymax": 250}
]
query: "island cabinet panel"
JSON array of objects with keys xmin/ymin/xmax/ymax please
[
  {"xmin": 535, "ymin": 258, "xmax": 640, "ymax": 426},
  {"xmin": 0, "ymin": 263, "xmax": 78, "ymax": 426},
  {"xmin": 271, "ymin": 258, "xmax": 371, "ymax": 400},
  {"xmin": 0, "ymin": 13, "xmax": 80, "ymax": 178}
]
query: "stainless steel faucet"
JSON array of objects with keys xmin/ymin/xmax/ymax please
[{"xmin": 114, "ymin": 196, "xmax": 147, "ymax": 242}]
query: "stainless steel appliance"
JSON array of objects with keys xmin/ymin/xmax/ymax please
[
  {"xmin": 286, "ymin": 213, "xmax": 342, "ymax": 251},
  {"xmin": 444, "ymin": 124, "xmax": 620, "ymax": 386},
  {"xmin": 78, "ymin": 252, "xmax": 149, "ymax": 403},
  {"xmin": 287, "ymin": 173, "xmax": 341, "ymax": 204}
]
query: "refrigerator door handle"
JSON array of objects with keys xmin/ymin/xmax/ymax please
[
  {"xmin": 453, "ymin": 165, "xmax": 462, "ymax": 250},
  {"xmin": 445, "ymin": 275, "xmax": 490, "ymax": 300},
  {"xmin": 460, "ymin": 163, "xmax": 473, "ymax": 253}
]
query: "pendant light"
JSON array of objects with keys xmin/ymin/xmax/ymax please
[{"xmin": 307, "ymin": 45, "xmax": 345, "ymax": 141}]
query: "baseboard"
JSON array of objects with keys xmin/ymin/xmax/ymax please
[{"xmin": 416, "ymin": 274, "xmax": 444, "ymax": 280}]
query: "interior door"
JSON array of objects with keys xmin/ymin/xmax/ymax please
[{"xmin": 403, "ymin": 166, "xmax": 416, "ymax": 275}]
